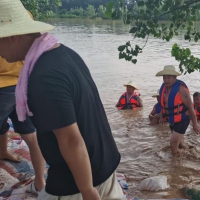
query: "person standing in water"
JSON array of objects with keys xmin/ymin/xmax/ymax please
[
  {"xmin": 149, "ymin": 90, "xmax": 168, "ymax": 125},
  {"xmin": 116, "ymin": 81, "xmax": 143, "ymax": 110},
  {"xmin": 0, "ymin": 0, "xmax": 125, "ymax": 199},
  {"xmin": 156, "ymin": 65, "xmax": 200, "ymax": 156},
  {"xmin": 193, "ymin": 92, "xmax": 200, "ymax": 122}
]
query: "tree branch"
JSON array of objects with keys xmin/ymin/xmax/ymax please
[
  {"xmin": 155, "ymin": 0, "xmax": 200, "ymax": 19},
  {"xmin": 142, "ymin": 34, "xmax": 149, "ymax": 49}
]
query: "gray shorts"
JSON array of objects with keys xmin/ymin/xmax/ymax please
[{"xmin": 0, "ymin": 86, "xmax": 35, "ymax": 135}]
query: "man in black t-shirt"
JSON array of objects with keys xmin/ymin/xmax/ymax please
[{"xmin": 0, "ymin": 1, "xmax": 125, "ymax": 199}]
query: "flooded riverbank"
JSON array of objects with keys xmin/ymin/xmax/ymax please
[{"xmin": 50, "ymin": 18, "xmax": 200, "ymax": 199}]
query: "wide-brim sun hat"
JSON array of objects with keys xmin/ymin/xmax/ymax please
[
  {"xmin": 0, "ymin": 0, "xmax": 54, "ymax": 38},
  {"xmin": 152, "ymin": 89, "xmax": 160, "ymax": 98},
  {"xmin": 123, "ymin": 81, "xmax": 138, "ymax": 90},
  {"xmin": 156, "ymin": 65, "xmax": 181, "ymax": 76}
]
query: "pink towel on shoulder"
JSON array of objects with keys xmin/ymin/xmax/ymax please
[{"xmin": 16, "ymin": 33, "xmax": 58, "ymax": 121}]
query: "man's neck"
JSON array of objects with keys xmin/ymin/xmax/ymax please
[
  {"xmin": 127, "ymin": 92, "xmax": 134, "ymax": 96},
  {"xmin": 166, "ymin": 80, "xmax": 177, "ymax": 90}
]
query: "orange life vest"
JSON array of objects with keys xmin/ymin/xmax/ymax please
[
  {"xmin": 194, "ymin": 104, "xmax": 200, "ymax": 120},
  {"xmin": 160, "ymin": 80, "xmax": 189, "ymax": 123},
  {"xmin": 116, "ymin": 92, "xmax": 140, "ymax": 110}
]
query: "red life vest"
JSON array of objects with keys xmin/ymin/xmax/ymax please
[
  {"xmin": 160, "ymin": 80, "xmax": 189, "ymax": 123},
  {"xmin": 194, "ymin": 104, "xmax": 200, "ymax": 120},
  {"xmin": 116, "ymin": 92, "xmax": 140, "ymax": 110}
]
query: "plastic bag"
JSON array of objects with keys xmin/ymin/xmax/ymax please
[{"xmin": 138, "ymin": 175, "xmax": 169, "ymax": 191}]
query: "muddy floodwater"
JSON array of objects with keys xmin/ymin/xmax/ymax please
[{"xmin": 50, "ymin": 18, "xmax": 200, "ymax": 199}]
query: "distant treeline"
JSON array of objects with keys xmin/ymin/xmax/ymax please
[
  {"xmin": 55, "ymin": 0, "xmax": 200, "ymax": 20},
  {"xmin": 60, "ymin": 0, "xmax": 116, "ymax": 10},
  {"xmin": 57, "ymin": 4, "xmax": 108, "ymax": 19}
]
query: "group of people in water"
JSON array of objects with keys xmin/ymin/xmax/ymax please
[
  {"xmin": 0, "ymin": 0, "xmax": 200, "ymax": 198},
  {"xmin": 116, "ymin": 65, "xmax": 200, "ymax": 156}
]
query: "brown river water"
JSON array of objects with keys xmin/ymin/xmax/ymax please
[{"xmin": 49, "ymin": 18, "xmax": 200, "ymax": 199}]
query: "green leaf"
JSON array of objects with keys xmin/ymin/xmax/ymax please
[
  {"xmin": 105, "ymin": 1, "xmax": 115, "ymax": 18},
  {"xmin": 131, "ymin": 50, "xmax": 138, "ymax": 56},
  {"xmin": 172, "ymin": 43, "xmax": 177, "ymax": 49},
  {"xmin": 131, "ymin": 59, "xmax": 137, "ymax": 64},
  {"xmin": 105, "ymin": 10, "xmax": 112, "ymax": 18},
  {"xmin": 186, "ymin": 48, "xmax": 191, "ymax": 56},
  {"xmin": 194, "ymin": 36, "xmax": 199, "ymax": 42},
  {"xmin": 119, "ymin": 52, "xmax": 126, "ymax": 59},
  {"xmin": 171, "ymin": 49, "xmax": 175, "ymax": 56},
  {"xmin": 189, "ymin": 21, "xmax": 193, "ymax": 26},
  {"xmin": 126, "ymin": 55, "xmax": 132, "ymax": 61},
  {"xmin": 106, "ymin": 1, "xmax": 115, "ymax": 10},
  {"xmin": 126, "ymin": 41, "xmax": 131, "ymax": 47},
  {"xmin": 129, "ymin": 27, "xmax": 137, "ymax": 33},
  {"xmin": 126, "ymin": 48, "xmax": 130, "ymax": 53},
  {"xmin": 170, "ymin": 23, "xmax": 174, "ymax": 28},
  {"xmin": 118, "ymin": 45, "xmax": 126, "ymax": 52}
]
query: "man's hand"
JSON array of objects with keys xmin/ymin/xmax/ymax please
[
  {"xmin": 193, "ymin": 122, "xmax": 200, "ymax": 134},
  {"xmin": 82, "ymin": 187, "xmax": 100, "ymax": 200},
  {"xmin": 155, "ymin": 114, "xmax": 161, "ymax": 118},
  {"xmin": 159, "ymin": 117, "xmax": 164, "ymax": 125}
]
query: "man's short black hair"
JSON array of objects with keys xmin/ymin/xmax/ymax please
[{"xmin": 193, "ymin": 92, "xmax": 200, "ymax": 97}]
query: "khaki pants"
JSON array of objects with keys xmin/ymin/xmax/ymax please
[{"xmin": 37, "ymin": 172, "xmax": 126, "ymax": 200}]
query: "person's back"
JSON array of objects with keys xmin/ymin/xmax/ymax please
[{"xmin": 28, "ymin": 44, "xmax": 121, "ymax": 196}]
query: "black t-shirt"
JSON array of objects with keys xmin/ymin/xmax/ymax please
[{"xmin": 28, "ymin": 44, "xmax": 120, "ymax": 196}]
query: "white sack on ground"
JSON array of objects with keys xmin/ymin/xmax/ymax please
[{"xmin": 139, "ymin": 175, "xmax": 169, "ymax": 191}]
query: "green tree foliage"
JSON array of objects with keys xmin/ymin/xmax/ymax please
[
  {"xmin": 61, "ymin": 0, "xmax": 117, "ymax": 10},
  {"xmin": 21, "ymin": 0, "xmax": 62, "ymax": 20},
  {"xmin": 57, "ymin": 4, "xmax": 108, "ymax": 18},
  {"xmin": 84, "ymin": 5, "xmax": 96, "ymax": 17},
  {"xmin": 97, "ymin": 5, "xmax": 107, "ymax": 18},
  {"xmin": 108, "ymin": 0, "xmax": 200, "ymax": 74}
]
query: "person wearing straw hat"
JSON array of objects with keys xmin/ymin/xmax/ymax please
[
  {"xmin": 156, "ymin": 65, "xmax": 200, "ymax": 156},
  {"xmin": 0, "ymin": 0, "xmax": 125, "ymax": 199},
  {"xmin": 0, "ymin": 10, "xmax": 45, "ymax": 194},
  {"xmin": 116, "ymin": 81, "xmax": 143, "ymax": 110},
  {"xmin": 149, "ymin": 90, "xmax": 163, "ymax": 125}
]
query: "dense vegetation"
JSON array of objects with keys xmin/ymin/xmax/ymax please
[
  {"xmin": 108, "ymin": 0, "xmax": 200, "ymax": 74},
  {"xmin": 21, "ymin": 0, "xmax": 200, "ymax": 74}
]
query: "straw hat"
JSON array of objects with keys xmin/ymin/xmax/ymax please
[
  {"xmin": 152, "ymin": 89, "xmax": 160, "ymax": 98},
  {"xmin": 123, "ymin": 81, "xmax": 138, "ymax": 89},
  {"xmin": 156, "ymin": 65, "xmax": 181, "ymax": 76},
  {"xmin": 0, "ymin": 0, "xmax": 54, "ymax": 38}
]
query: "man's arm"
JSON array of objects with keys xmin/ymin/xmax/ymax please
[
  {"xmin": 149, "ymin": 106, "xmax": 156, "ymax": 120},
  {"xmin": 115, "ymin": 100, "xmax": 120, "ymax": 107},
  {"xmin": 179, "ymin": 86, "xmax": 200, "ymax": 134},
  {"xmin": 138, "ymin": 96, "xmax": 143, "ymax": 107},
  {"xmin": 115, "ymin": 95, "xmax": 122, "ymax": 107},
  {"xmin": 54, "ymin": 123, "xmax": 100, "ymax": 200}
]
